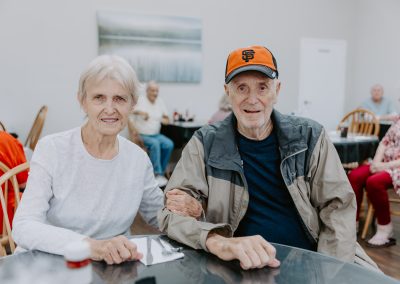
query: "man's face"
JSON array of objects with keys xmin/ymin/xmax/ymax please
[
  {"xmin": 225, "ymin": 71, "xmax": 280, "ymax": 137},
  {"xmin": 371, "ymin": 85, "xmax": 384, "ymax": 103},
  {"xmin": 147, "ymin": 84, "xmax": 159, "ymax": 103}
]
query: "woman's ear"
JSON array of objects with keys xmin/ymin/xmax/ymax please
[{"xmin": 78, "ymin": 92, "xmax": 88, "ymax": 114}]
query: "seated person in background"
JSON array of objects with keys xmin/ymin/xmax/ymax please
[
  {"xmin": 208, "ymin": 94, "xmax": 232, "ymax": 124},
  {"xmin": 0, "ymin": 130, "xmax": 29, "ymax": 233},
  {"xmin": 12, "ymin": 55, "xmax": 199, "ymax": 265},
  {"xmin": 361, "ymin": 84, "xmax": 397, "ymax": 121},
  {"xmin": 159, "ymin": 45, "xmax": 378, "ymax": 270},
  {"xmin": 133, "ymin": 81, "xmax": 174, "ymax": 187},
  {"xmin": 348, "ymin": 117, "xmax": 400, "ymax": 248}
]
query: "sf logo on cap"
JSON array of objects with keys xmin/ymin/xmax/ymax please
[{"xmin": 242, "ymin": 49, "xmax": 255, "ymax": 62}]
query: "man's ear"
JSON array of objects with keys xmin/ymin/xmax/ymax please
[
  {"xmin": 275, "ymin": 80, "xmax": 281, "ymax": 97},
  {"xmin": 224, "ymin": 84, "xmax": 230, "ymax": 97}
]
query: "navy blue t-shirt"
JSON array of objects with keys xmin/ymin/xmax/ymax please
[{"xmin": 235, "ymin": 130, "xmax": 316, "ymax": 251}]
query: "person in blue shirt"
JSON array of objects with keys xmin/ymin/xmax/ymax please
[{"xmin": 361, "ymin": 84, "xmax": 397, "ymax": 121}]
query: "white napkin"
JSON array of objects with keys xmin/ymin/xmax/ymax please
[{"xmin": 130, "ymin": 237, "xmax": 184, "ymax": 266}]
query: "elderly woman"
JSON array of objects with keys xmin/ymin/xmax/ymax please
[
  {"xmin": 348, "ymin": 117, "xmax": 400, "ymax": 248},
  {"xmin": 12, "ymin": 55, "xmax": 200, "ymax": 264}
]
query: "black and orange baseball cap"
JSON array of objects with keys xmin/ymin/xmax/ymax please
[{"xmin": 225, "ymin": 45, "xmax": 279, "ymax": 84}]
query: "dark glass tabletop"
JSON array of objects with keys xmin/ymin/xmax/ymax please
[{"xmin": 0, "ymin": 238, "xmax": 398, "ymax": 284}]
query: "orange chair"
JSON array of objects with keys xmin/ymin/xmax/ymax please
[
  {"xmin": 0, "ymin": 162, "xmax": 29, "ymax": 255},
  {"xmin": 24, "ymin": 105, "xmax": 48, "ymax": 151}
]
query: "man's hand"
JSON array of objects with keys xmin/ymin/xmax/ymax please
[
  {"xmin": 141, "ymin": 112, "xmax": 149, "ymax": 120},
  {"xmin": 205, "ymin": 234, "xmax": 280, "ymax": 270},
  {"xmin": 161, "ymin": 115, "xmax": 169, "ymax": 125},
  {"xmin": 86, "ymin": 235, "xmax": 143, "ymax": 265},
  {"xmin": 166, "ymin": 188, "xmax": 202, "ymax": 219}
]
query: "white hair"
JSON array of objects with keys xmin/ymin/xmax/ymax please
[{"xmin": 78, "ymin": 55, "xmax": 141, "ymax": 104}]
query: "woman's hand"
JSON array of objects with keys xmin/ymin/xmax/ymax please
[
  {"xmin": 165, "ymin": 189, "xmax": 203, "ymax": 219},
  {"xmin": 86, "ymin": 235, "xmax": 143, "ymax": 265},
  {"xmin": 370, "ymin": 162, "xmax": 388, "ymax": 173}
]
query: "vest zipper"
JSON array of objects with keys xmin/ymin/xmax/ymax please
[{"xmin": 279, "ymin": 147, "xmax": 318, "ymax": 243}]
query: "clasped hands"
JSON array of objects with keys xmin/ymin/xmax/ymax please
[{"xmin": 370, "ymin": 161, "xmax": 388, "ymax": 173}]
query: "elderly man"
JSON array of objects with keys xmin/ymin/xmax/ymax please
[
  {"xmin": 361, "ymin": 84, "xmax": 397, "ymax": 120},
  {"xmin": 159, "ymin": 45, "xmax": 378, "ymax": 270},
  {"xmin": 134, "ymin": 81, "xmax": 174, "ymax": 187}
]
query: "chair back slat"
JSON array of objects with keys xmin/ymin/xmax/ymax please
[
  {"xmin": 338, "ymin": 108, "xmax": 380, "ymax": 136},
  {"xmin": 0, "ymin": 121, "xmax": 5, "ymax": 132},
  {"xmin": 24, "ymin": 105, "xmax": 48, "ymax": 151}
]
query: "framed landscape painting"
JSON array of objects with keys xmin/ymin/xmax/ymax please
[{"xmin": 97, "ymin": 11, "xmax": 202, "ymax": 83}]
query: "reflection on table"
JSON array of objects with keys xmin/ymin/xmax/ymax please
[
  {"xmin": 329, "ymin": 131, "xmax": 379, "ymax": 164},
  {"xmin": 161, "ymin": 121, "xmax": 205, "ymax": 149},
  {"xmin": 0, "ymin": 237, "xmax": 397, "ymax": 284}
]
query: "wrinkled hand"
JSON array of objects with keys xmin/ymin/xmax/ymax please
[
  {"xmin": 166, "ymin": 188, "xmax": 203, "ymax": 219},
  {"xmin": 370, "ymin": 162, "xmax": 387, "ymax": 173},
  {"xmin": 206, "ymin": 234, "xmax": 280, "ymax": 270},
  {"xmin": 86, "ymin": 235, "xmax": 143, "ymax": 265},
  {"xmin": 161, "ymin": 116, "xmax": 169, "ymax": 125}
]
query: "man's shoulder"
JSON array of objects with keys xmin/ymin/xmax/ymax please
[
  {"xmin": 195, "ymin": 119, "xmax": 229, "ymax": 141},
  {"xmin": 382, "ymin": 96, "xmax": 394, "ymax": 104},
  {"xmin": 275, "ymin": 112, "xmax": 323, "ymax": 132}
]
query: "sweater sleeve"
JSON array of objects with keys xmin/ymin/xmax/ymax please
[
  {"xmin": 138, "ymin": 155, "xmax": 164, "ymax": 227},
  {"xmin": 12, "ymin": 138, "xmax": 87, "ymax": 256}
]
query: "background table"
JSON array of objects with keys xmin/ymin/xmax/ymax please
[
  {"xmin": 379, "ymin": 121, "xmax": 393, "ymax": 141},
  {"xmin": 329, "ymin": 132, "xmax": 379, "ymax": 164},
  {"xmin": 161, "ymin": 121, "xmax": 204, "ymax": 149},
  {"xmin": 0, "ymin": 237, "xmax": 398, "ymax": 284}
]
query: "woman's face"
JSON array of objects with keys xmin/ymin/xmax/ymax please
[{"xmin": 81, "ymin": 78, "xmax": 134, "ymax": 137}]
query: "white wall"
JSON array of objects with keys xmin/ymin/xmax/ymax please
[
  {"xmin": 349, "ymin": 0, "xmax": 400, "ymax": 112},
  {"xmin": 1, "ymin": 0, "xmax": 393, "ymax": 142}
]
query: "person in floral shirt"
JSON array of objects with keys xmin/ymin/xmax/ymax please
[{"xmin": 348, "ymin": 117, "xmax": 400, "ymax": 248}]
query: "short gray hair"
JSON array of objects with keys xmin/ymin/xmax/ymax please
[{"xmin": 78, "ymin": 55, "xmax": 141, "ymax": 104}]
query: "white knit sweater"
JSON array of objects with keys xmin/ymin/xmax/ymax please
[{"xmin": 12, "ymin": 127, "xmax": 163, "ymax": 255}]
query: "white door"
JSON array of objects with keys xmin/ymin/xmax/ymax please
[{"xmin": 298, "ymin": 38, "xmax": 347, "ymax": 131}]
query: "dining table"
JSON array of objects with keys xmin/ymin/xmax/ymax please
[
  {"xmin": 329, "ymin": 131, "xmax": 379, "ymax": 164},
  {"xmin": 0, "ymin": 235, "xmax": 398, "ymax": 284},
  {"xmin": 160, "ymin": 121, "xmax": 205, "ymax": 149}
]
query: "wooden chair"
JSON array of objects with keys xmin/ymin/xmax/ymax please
[
  {"xmin": 24, "ymin": 105, "xmax": 48, "ymax": 151},
  {"xmin": 0, "ymin": 121, "xmax": 6, "ymax": 132},
  {"xmin": 0, "ymin": 162, "xmax": 29, "ymax": 256},
  {"xmin": 361, "ymin": 188, "xmax": 400, "ymax": 239},
  {"xmin": 338, "ymin": 108, "xmax": 380, "ymax": 137},
  {"xmin": 338, "ymin": 108, "xmax": 380, "ymax": 170},
  {"xmin": 127, "ymin": 117, "xmax": 147, "ymax": 152}
]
